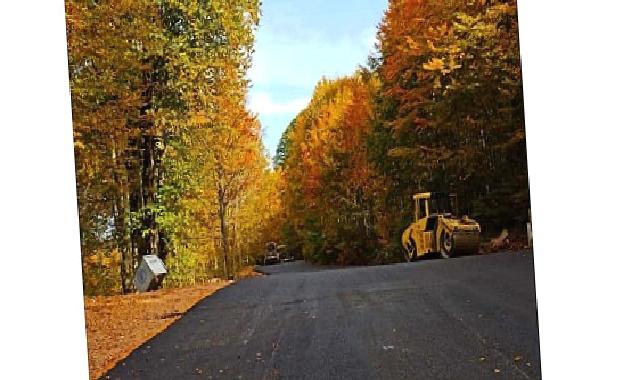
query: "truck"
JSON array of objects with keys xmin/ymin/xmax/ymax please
[
  {"xmin": 401, "ymin": 192, "xmax": 481, "ymax": 261},
  {"xmin": 263, "ymin": 242, "xmax": 280, "ymax": 265}
]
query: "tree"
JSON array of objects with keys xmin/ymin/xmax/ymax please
[
  {"xmin": 280, "ymin": 74, "xmax": 381, "ymax": 264},
  {"xmin": 277, "ymin": 0, "xmax": 530, "ymax": 264},
  {"xmin": 66, "ymin": 0, "xmax": 263, "ymax": 294},
  {"xmin": 371, "ymin": 0, "xmax": 528, "ymax": 243}
]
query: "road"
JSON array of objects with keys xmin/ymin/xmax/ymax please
[{"xmin": 103, "ymin": 252, "xmax": 541, "ymax": 380}]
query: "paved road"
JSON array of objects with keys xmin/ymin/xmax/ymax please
[{"xmin": 103, "ymin": 252, "xmax": 541, "ymax": 380}]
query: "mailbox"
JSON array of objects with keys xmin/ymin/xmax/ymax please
[{"xmin": 134, "ymin": 255, "xmax": 167, "ymax": 292}]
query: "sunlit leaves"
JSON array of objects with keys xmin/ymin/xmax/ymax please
[
  {"xmin": 66, "ymin": 0, "xmax": 263, "ymax": 293},
  {"xmin": 371, "ymin": 0, "xmax": 529, "ymax": 239},
  {"xmin": 279, "ymin": 74, "xmax": 381, "ymax": 264},
  {"xmin": 277, "ymin": 0, "xmax": 530, "ymax": 265}
]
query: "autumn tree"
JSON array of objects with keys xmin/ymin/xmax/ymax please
[
  {"xmin": 280, "ymin": 73, "xmax": 382, "ymax": 264},
  {"xmin": 277, "ymin": 0, "xmax": 529, "ymax": 264},
  {"xmin": 66, "ymin": 0, "xmax": 263, "ymax": 294},
  {"xmin": 369, "ymin": 0, "xmax": 528, "ymax": 250}
]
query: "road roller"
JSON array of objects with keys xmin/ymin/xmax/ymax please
[{"xmin": 401, "ymin": 192, "xmax": 481, "ymax": 261}]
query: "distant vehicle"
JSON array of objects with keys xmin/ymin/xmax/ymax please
[
  {"xmin": 263, "ymin": 242, "xmax": 280, "ymax": 265},
  {"xmin": 401, "ymin": 192, "xmax": 481, "ymax": 261},
  {"xmin": 278, "ymin": 245, "xmax": 294, "ymax": 262}
]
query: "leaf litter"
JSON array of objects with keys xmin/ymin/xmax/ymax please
[{"xmin": 84, "ymin": 267, "xmax": 260, "ymax": 380}]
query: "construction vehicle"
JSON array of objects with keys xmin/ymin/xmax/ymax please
[
  {"xmin": 401, "ymin": 192, "xmax": 480, "ymax": 261},
  {"xmin": 277, "ymin": 245, "xmax": 294, "ymax": 262},
  {"xmin": 263, "ymin": 242, "xmax": 280, "ymax": 265}
]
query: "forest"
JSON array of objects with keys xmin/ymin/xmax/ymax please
[
  {"xmin": 276, "ymin": 0, "xmax": 528, "ymax": 265},
  {"xmin": 66, "ymin": 0, "xmax": 278, "ymax": 295},
  {"xmin": 67, "ymin": 0, "xmax": 529, "ymax": 295}
]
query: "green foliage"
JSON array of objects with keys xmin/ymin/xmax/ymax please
[
  {"xmin": 67, "ymin": 0, "xmax": 264, "ymax": 295},
  {"xmin": 69, "ymin": 0, "xmax": 532, "ymax": 284}
]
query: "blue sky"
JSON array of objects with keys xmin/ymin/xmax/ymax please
[{"xmin": 247, "ymin": 0, "xmax": 388, "ymax": 158}]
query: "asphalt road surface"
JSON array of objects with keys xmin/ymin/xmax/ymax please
[{"xmin": 103, "ymin": 252, "xmax": 541, "ymax": 380}]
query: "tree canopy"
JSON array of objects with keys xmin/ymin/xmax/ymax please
[
  {"xmin": 66, "ymin": 0, "xmax": 272, "ymax": 294},
  {"xmin": 67, "ymin": 0, "xmax": 531, "ymax": 293},
  {"xmin": 277, "ymin": 0, "xmax": 529, "ymax": 264}
]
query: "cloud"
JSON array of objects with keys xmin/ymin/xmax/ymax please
[
  {"xmin": 245, "ymin": 0, "xmax": 389, "ymax": 155},
  {"xmin": 248, "ymin": 92, "xmax": 310, "ymax": 116}
]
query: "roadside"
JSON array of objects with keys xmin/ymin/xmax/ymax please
[{"xmin": 84, "ymin": 266, "xmax": 260, "ymax": 380}]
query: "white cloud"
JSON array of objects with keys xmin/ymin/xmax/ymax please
[
  {"xmin": 248, "ymin": 92, "xmax": 310, "ymax": 116},
  {"xmin": 246, "ymin": 19, "xmax": 384, "ymax": 155}
]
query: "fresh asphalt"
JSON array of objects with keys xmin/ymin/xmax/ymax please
[{"xmin": 103, "ymin": 252, "xmax": 541, "ymax": 380}]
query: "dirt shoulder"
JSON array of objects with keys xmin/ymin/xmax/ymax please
[{"xmin": 84, "ymin": 267, "xmax": 261, "ymax": 380}]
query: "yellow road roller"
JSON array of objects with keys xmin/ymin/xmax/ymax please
[{"xmin": 401, "ymin": 192, "xmax": 480, "ymax": 261}]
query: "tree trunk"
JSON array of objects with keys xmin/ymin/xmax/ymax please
[
  {"xmin": 218, "ymin": 187, "xmax": 230, "ymax": 280},
  {"xmin": 130, "ymin": 55, "xmax": 168, "ymax": 264},
  {"xmin": 111, "ymin": 137, "xmax": 130, "ymax": 294}
]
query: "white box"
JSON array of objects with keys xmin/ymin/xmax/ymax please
[{"xmin": 134, "ymin": 255, "xmax": 167, "ymax": 292}]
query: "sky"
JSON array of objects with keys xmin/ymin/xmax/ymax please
[{"xmin": 247, "ymin": 0, "xmax": 389, "ymax": 158}]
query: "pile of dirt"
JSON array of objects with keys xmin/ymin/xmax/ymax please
[{"xmin": 84, "ymin": 269, "xmax": 260, "ymax": 380}]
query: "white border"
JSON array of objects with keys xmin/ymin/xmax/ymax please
[
  {"xmin": 519, "ymin": 0, "xmax": 641, "ymax": 378},
  {"xmin": 2, "ymin": 1, "xmax": 641, "ymax": 378},
  {"xmin": 1, "ymin": 1, "xmax": 88, "ymax": 379}
]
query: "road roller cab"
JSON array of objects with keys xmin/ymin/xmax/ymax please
[{"xmin": 401, "ymin": 192, "xmax": 481, "ymax": 261}]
